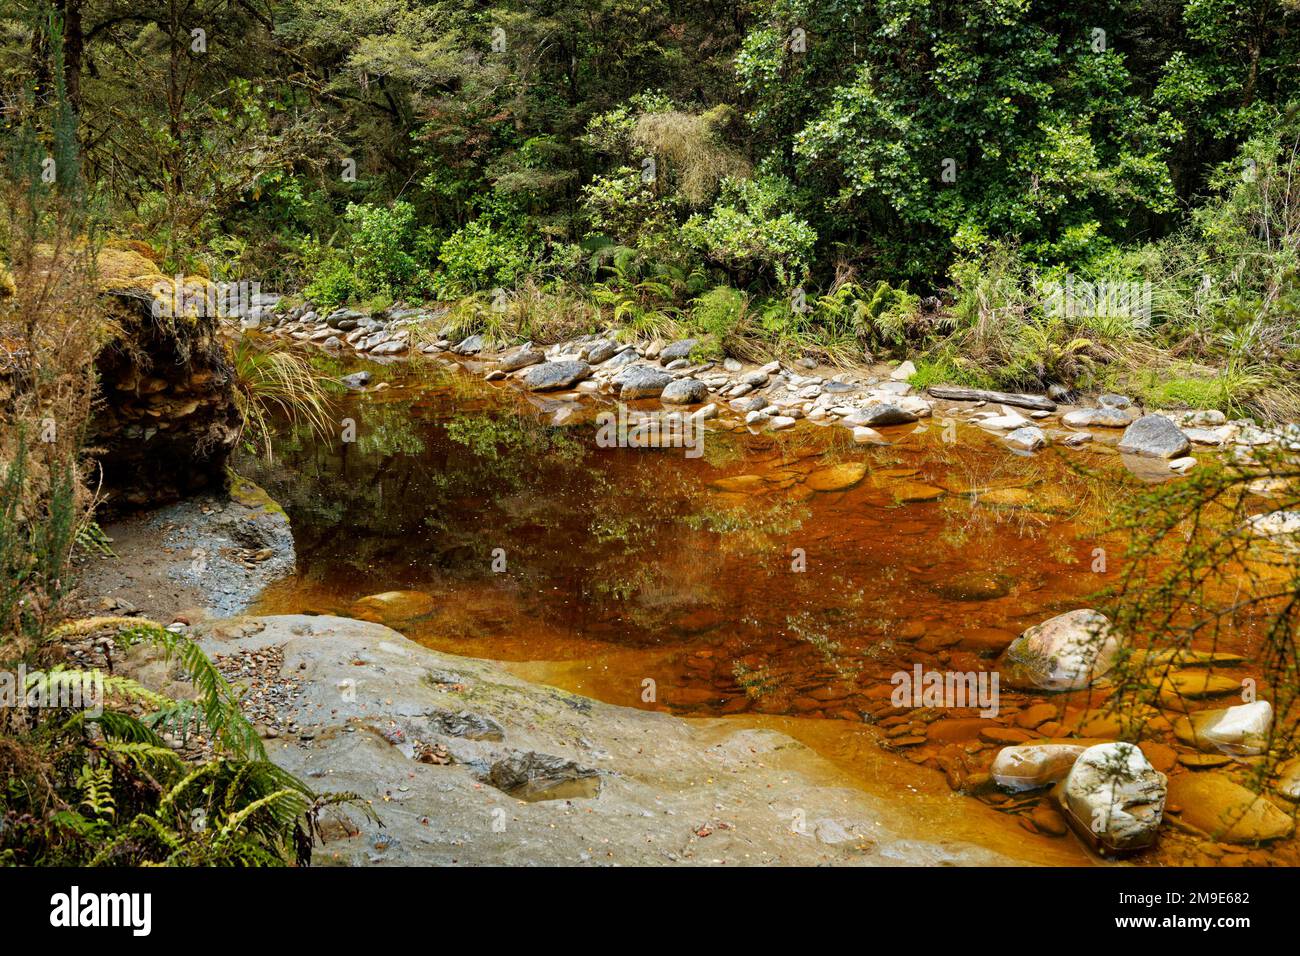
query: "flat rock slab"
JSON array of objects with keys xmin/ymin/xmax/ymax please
[
  {"xmin": 1168, "ymin": 774, "xmax": 1295, "ymax": 843},
  {"xmin": 188, "ymin": 615, "xmax": 1023, "ymax": 866},
  {"xmin": 805, "ymin": 462, "xmax": 868, "ymax": 492}
]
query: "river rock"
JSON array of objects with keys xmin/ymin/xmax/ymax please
[
  {"xmin": 976, "ymin": 408, "xmax": 1031, "ymax": 430},
  {"xmin": 1168, "ymin": 773, "xmax": 1294, "ymax": 843},
  {"xmin": 991, "ymin": 743, "xmax": 1090, "ymax": 792},
  {"xmin": 929, "ymin": 570, "xmax": 1013, "ymax": 601},
  {"xmin": 1004, "ymin": 426, "xmax": 1046, "ymax": 451},
  {"xmin": 614, "ymin": 364, "xmax": 673, "ymax": 399},
  {"xmin": 350, "ymin": 590, "xmax": 437, "ymax": 625},
  {"xmin": 453, "ymin": 333, "xmax": 485, "ymax": 355},
  {"xmin": 1276, "ymin": 758, "xmax": 1300, "ymax": 801},
  {"xmin": 498, "ymin": 347, "xmax": 545, "ymax": 372},
  {"xmin": 524, "ymin": 360, "xmax": 591, "ymax": 391},
  {"xmin": 1060, "ymin": 742, "xmax": 1166, "ymax": 853},
  {"xmin": 1062, "ymin": 407, "xmax": 1137, "ymax": 428},
  {"xmin": 604, "ymin": 348, "xmax": 638, "ymax": 368},
  {"xmin": 341, "ymin": 371, "xmax": 371, "ymax": 389},
  {"xmin": 1244, "ymin": 510, "xmax": 1300, "ymax": 543},
  {"xmin": 997, "ymin": 609, "xmax": 1120, "ymax": 691},
  {"xmin": 1172, "ymin": 701, "xmax": 1272, "ymax": 755},
  {"xmin": 583, "ymin": 339, "xmax": 620, "ymax": 364},
  {"xmin": 804, "ymin": 462, "xmax": 868, "ymax": 492},
  {"xmin": 852, "ymin": 426, "xmax": 888, "ymax": 445},
  {"xmin": 658, "ymin": 338, "xmax": 698, "ymax": 364},
  {"xmin": 891, "ymin": 360, "xmax": 916, "ymax": 380},
  {"xmin": 1117, "ymin": 414, "xmax": 1191, "ymax": 458},
  {"xmin": 661, "ymin": 378, "xmax": 709, "ymax": 404},
  {"xmin": 855, "ymin": 403, "xmax": 918, "ymax": 427}
]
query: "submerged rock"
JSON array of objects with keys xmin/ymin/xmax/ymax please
[
  {"xmin": 852, "ymin": 426, "xmax": 888, "ymax": 445},
  {"xmin": 1117, "ymin": 414, "xmax": 1191, "ymax": 458},
  {"xmin": 1276, "ymin": 758, "xmax": 1300, "ymax": 801},
  {"xmin": 351, "ymin": 590, "xmax": 437, "ymax": 625},
  {"xmin": 1060, "ymin": 742, "xmax": 1166, "ymax": 853},
  {"xmin": 1172, "ymin": 700, "xmax": 1272, "ymax": 755},
  {"xmin": 998, "ymin": 609, "xmax": 1120, "ymax": 691},
  {"xmin": 804, "ymin": 462, "xmax": 868, "ymax": 492},
  {"xmin": 929, "ymin": 570, "xmax": 1014, "ymax": 601},
  {"xmin": 1168, "ymin": 773, "xmax": 1294, "ymax": 843}
]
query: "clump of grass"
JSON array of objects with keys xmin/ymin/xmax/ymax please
[{"xmin": 230, "ymin": 338, "xmax": 334, "ymax": 460}]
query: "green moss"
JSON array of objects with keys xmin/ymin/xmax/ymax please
[
  {"xmin": 226, "ymin": 472, "xmax": 287, "ymax": 516},
  {"xmin": 1135, "ymin": 374, "xmax": 1229, "ymax": 411},
  {"xmin": 909, "ymin": 354, "xmax": 997, "ymax": 390}
]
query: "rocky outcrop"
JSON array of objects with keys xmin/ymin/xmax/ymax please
[{"xmin": 88, "ymin": 246, "xmax": 242, "ymax": 513}]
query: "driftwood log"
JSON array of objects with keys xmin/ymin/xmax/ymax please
[{"xmin": 925, "ymin": 385, "xmax": 1056, "ymax": 411}]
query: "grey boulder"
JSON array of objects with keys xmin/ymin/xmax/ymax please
[
  {"xmin": 524, "ymin": 360, "xmax": 591, "ymax": 391},
  {"xmin": 1118, "ymin": 414, "xmax": 1191, "ymax": 458}
]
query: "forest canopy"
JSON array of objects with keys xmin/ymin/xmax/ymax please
[{"xmin": 3, "ymin": 0, "xmax": 1300, "ymax": 407}]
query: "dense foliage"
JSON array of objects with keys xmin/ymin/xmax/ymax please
[{"xmin": 3, "ymin": 0, "xmax": 1299, "ymax": 406}]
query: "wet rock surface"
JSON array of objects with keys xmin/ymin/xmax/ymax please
[{"xmin": 189, "ymin": 615, "xmax": 1018, "ymax": 866}]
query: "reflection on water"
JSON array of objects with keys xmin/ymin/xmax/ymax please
[
  {"xmin": 243, "ymin": 357, "xmax": 1290, "ymax": 866},
  {"xmin": 248, "ymin": 361, "xmax": 1115, "ymax": 700}
]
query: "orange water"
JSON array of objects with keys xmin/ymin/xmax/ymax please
[{"xmin": 244, "ymin": 357, "xmax": 1294, "ymax": 866}]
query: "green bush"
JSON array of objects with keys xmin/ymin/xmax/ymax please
[
  {"xmin": 434, "ymin": 218, "xmax": 536, "ymax": 296},
  {"xmin": 681, "ymin": 176, "xmax": 815, "ymax": 287},
  {"xmin": 345, "ymin": 200, "xmax": 425, "ymax": 296},
  {"xmin": 303, "ymin": 255, "xmax": 359, "ymax": 308}
]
